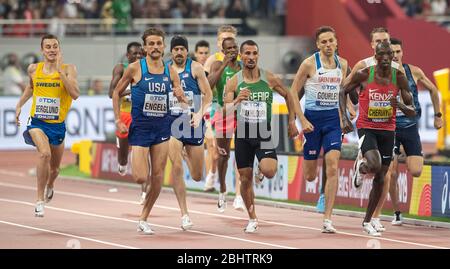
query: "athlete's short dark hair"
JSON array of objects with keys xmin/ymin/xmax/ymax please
[
  {"xmin": 40, "ymin": 34, "xmax": 59, "ymax": 49},
  {"xmin": 390, "ymin": 37, "xmax": 402, "ymax": 46},
  {"xmin": 222, "ymin": 37, "xmax": 236, "ymax": 49},
  {"xmin": 240, "ymin": 40, "xmax": 258, "ymax": 53},
  {"xmin": 195, "ymin": 40, "xmax": 209, "ymax": 52},
  {"xmin": 127, "ymin": 42, "xmax": 142, "ymax": 53},
  {"xmin": 141, "ymin": 27, "xmax": 166, "ymax": 45},
  {"xmin": 370, "ymin": 27, "xmax": 389, "ymax": 40},
  {"xmin": 315, "ymin": 26, "xmax": 336, "ymax": 41}
]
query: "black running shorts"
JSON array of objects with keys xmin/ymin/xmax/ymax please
[
  {"xmin": 394, "ymin": 124, "xmax": 423, "ymax": 156},
  {"xmin": 357, "ymin": 128, "xmax": 395, "ymax": 166},
  {"xmin": 235, "ymin": 137, "xmax": 277, "ymax": 169}
]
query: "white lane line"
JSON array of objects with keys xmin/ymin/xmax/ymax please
[
  {"xmin": 0, "ymin": 219, "xmax": 138, "ymax": 249},
  {"xmin": 0, "ymin": 198, "xmax": 295, "ymax": 249},
  {"xmin": 0, "ymin": 170, "xmax": 26, "ymax": 177},
  {"xmin": 0, "ymin": 181, "xmax": 448, "ymax": 249}
]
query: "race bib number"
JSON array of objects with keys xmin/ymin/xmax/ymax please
[
  {"xmin": 34, "ymin": 96, "xmax": 60, "ymax": 120},
  {"xmin": 169, "ymin": 91, "xmax": 194, "ymax": 113},
  {"xmin": 315, "ymin": 87, "xmax": 339, "ymax": 107},
  {"xmin": 368, "ymin": 101, "xmax": 392, "ymax": 121},
  {"xmin": 240, "ymin": 101, "xmax": 267, "ymax": 123},
  {"xmin": 143, "ymin": 94, "xmax": 167, "ymax": 117}
]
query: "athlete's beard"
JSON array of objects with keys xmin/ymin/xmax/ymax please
[{"xmin": 174, "ymin": 56, "xmax": 185, "ymax": 66}]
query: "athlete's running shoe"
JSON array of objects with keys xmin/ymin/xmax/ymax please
[
  {"xmin": 254, "ymin": 167, "xmax": 264, "ymax": 185},
  {"xmin": 137, "ymin": 220, "xmax": 154, "ymax": 235},
  {"xmin": 244, "ymin": 219, "xmax": 258, "ymax": 233},
  {"xmin": 233, "ymin": 195, "xmax": 245, "ymax": 211},
  {"xmin": 44, "ymin": 186, "xmax": 54, "ymax": 203},
  {"xmin": 352, "ymin": 151, "xmax": 364, "ymax": 189},
  {"xmin": 391, "ymin": 211, "xmax": 403, "ymax": 226},
  {"xmin": 217, "ymin": 192, "xmax": 227, "ymax": 213},
  {"xmin": 363, "ymin": 222, "xmax": 381, "ymax": 237},
  {"xmin": 35, "ymin": 201, "xmax": 45, "ymax": 217},
  {"xmin": 203, "ymin": 172, "xmax": 216, "ymax": 192},
  {"xmin": 118, "ymin": 164, "xmax": 127, "ymax": 176},
  {"xmin": 316, "ymin": 193, "xmax": 325, "ymax": 213},
  {"xmin": 181, "ymin": 214, "xmax": 194, "ymax": 231},
  {"xmin": 321, "ymin": 219, "xmax": 337, "ymax": 233},
  {"xmin": 139, "ymin": 192, "xmax": 146, "ymax": 205},
  {"xmin": 371, "ymin": 218, "xmax": 386, "ymax": 232}
]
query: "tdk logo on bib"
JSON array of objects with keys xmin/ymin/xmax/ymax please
[{"xmin": 38, "ymin": 97, "xmax": 57, "ymax": 104}]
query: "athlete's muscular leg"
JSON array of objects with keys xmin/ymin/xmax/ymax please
[
  {"xmin": 259, "ymin": 158, "xmax": 277, "ymax": 178},
  {"xmin": 185, "ymin": 144, "xmax": 204, "ymax": 182},
  {"xmin": 234, "ymin": 162, "xmax": 242, "ymax": 196},
  {"xmin": 324, "ymin": 150, "xmax": 340, "ymax": 220},
  {"xmin": 303, "ymin": 159, "xmax": 319, "ymax": 182},
  {"xmin": 406, "ymin": 156, "xmax": 424, "ymax": 178},
  {"xmin": 373, "ymin": 158, "xmax": 395, "ymax": 218},
  {"xmin": 29, "ymin": 129, "xmax": 51, "ymax": 202},
  {"xmin": 389, "ymin": 155, "xmax": 401, "ymax": 212},
  {"xmin": 216, "ymin": 137, "xmax": 231, "ymax": 193},
  {"xmin": 321, "ymin": 160, "xmax": 327, "ymax": 193},
  {"xmin": 238, "ymin": 167, "xmax": 257, "ymax": 219},
  {"xmin": 48, "ymin": 142, "xmax": 65, "ymax": 189},
  {"xmin": 360, "ymin": 149, "xmax": 382, "ymax": 174},
  {"xmin": 131, "ymin": 146, "xmax": 150, "ymax": 185},
  {"xmin": 168, "ymin": 138, "xmax": 188, "ymax": 216},
  {"xmin": 364, "ymin": 165, "xmax": 388, "ymax": 223},
  {"xmin": 117, "ymin": 137, "xmax": 129, "ymax": 166},
  {"xmin": 140, "ymin": 141, "xmax": 169, "ymax": 221},
  {"xmin": 205, "ymin": 124, "xmax": 218, "ymax": 174}
]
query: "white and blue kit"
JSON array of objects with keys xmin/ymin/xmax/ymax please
[
  {"xmin": 128, "ymin": 58, "xmax": 172, "ymax": 147},
  {"xmin": 303, "ymin": 52, "xmax": 343, "ymax": 160},
  {"xmin": 167, "ymin": 58, "xmax": 205, "ymax": 146},
  {"xmin": 394, "ymin": 63, "xmax": 423, "ymax": 156}
]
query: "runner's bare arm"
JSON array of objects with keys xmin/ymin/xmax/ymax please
[
  {"xmin": 267, "ymin": 71, "xmax": 299, "ymax": 138},
  {"xmin": 203, "ymin": 54, "xmax": 217, "ymax": 74},
  {"xmin": 169, "ymin": 65, "xmax": 189, "ymax": 108},
  {"xmin": 113, "ymin": 62, "xmax": 136, "ymax": 130},
  {"xmin": 340, "ymin": 69, "xmax": 368, "ymax": 133},
  {"xmin": 341, "ymin": 61, "xmax": 357, "ymax": 120},
  {"xmin": 396, "ymin": 71, "xmax": 416, "ymax": 117},
  {"xmin": 60, "ymin": 64, "xmax": 80, "ymax": 100},
  {"xmin": 223, "ymin": 75, "xmax": 248, "ymax": 116},
  {"xmin": 193, "ymin": 61, "xmax": 213, "ymax": 118},
  {"xmin": 19, "ymin": 64, "xmax": 36, "ymax": 106},
  {"xmin": 344, "ymin": 59, "xmax": 366, "ymax": 85},
  {"xmin": 290, "ymin": 59, "xmax": 314, "ymax": 132},
  {"xmin": 15, "ymin": 64, "xmax": 37, "ymax": 126},
  {"xmin": 207, "ymin": 60, "xmax": 227, "ymax": 89},
  {"xmin": 412, "ymin": 65, "xmax": 442, "ymax": 129},
  {"xmin": 109, "ymin": 64, "xmax": 124, "ymax": 98}
]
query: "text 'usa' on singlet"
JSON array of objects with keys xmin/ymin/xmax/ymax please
[{"xmin": 131, "ymin": 58, "xmax": 172, "ymax": 126}]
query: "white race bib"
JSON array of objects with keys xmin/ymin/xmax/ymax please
[
  {"xmin": 169, "ymin": 91, "xmax": 194, "ymax": 113},
  {"xmin": 143, "ymin": 94, "xmax": 167, "ymax": 117},
  {"xmin": 34, "ymin": 96, "xmax": 60, "ymax": 120},
  {"xmin": 240, "ymin": 101, "xmax": 267, "ymax": 123},
  {"xmin": 315, "ymin": 88, "xmax": 339, "ymax": 107}
]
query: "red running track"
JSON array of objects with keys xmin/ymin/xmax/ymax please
[{"xmin": 0, "ymin": 150, "xmax": 449, "ymax": 249}]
